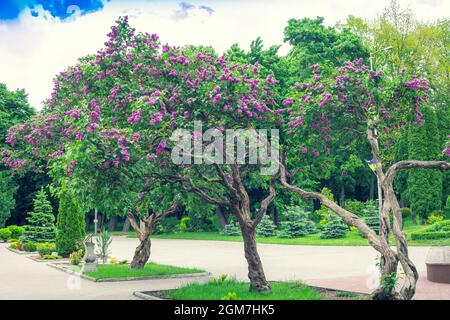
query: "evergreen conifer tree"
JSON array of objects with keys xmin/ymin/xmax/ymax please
[{"xmin": 22, "ymin": 188, "xmax": 56, "ymax": 243}]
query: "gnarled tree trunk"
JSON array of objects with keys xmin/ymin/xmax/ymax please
[
  {"xmin": 128, "ymin": 201, "xmax": 183, "ymax": 269},
  {"xmin": 130, "ymin": 235, "xmax": 152, "ymax": 269},
  {"xmin": 241, "ymin": 223, "xmax": 270, "ymax": 292}
]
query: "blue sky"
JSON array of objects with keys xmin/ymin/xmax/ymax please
[
  {"xmin": 0, "ymin": 0, "xmax": 448, "ymax": 109},
  {"xmin": 0, "ymin": 0, "xmax": 107, "ymax": 20}
]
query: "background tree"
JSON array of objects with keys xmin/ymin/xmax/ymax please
[
  {"xmin": 0, "ymin": 83, "xmax": 36, "ymax": 227},
  {"xmin": 407, "ymin": 106, "xmax": 443, "ymax": 223}
]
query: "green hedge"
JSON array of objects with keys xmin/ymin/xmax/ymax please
[{"xmin": 410, "ymin": 231, "xmax": 450, "ymax": 240}]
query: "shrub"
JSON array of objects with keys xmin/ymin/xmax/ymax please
[
  {"xmin": 109, "ymin": 257, "xmax": 118, "ymax": 264},
  {"xmin": 401, "ymin": 208, "xmax": 412, "ymax": 218},
  {"xmin": 221, "ymin": 222, "xmax": 241, "ymax": 236},
  {"xmin": 22, "ymin": 189, "xmax": 56, "ymax": 243},
  {"xmin": 69, "ymin": 250, "xmax": 83, "ymax": 265},
  {"xmin": 345, "ymin": 200, "xmax": 366, "ymax": 217},
  {"xmin": 9, "ymin": 241, "xmax": 19, "ymax": 249},
  {"xmin": 0, "ymin": 228, "xmax": 12, "ymax": 241},
  {"xmin": 256, "ymin": 215, "xmax": 276, "ymax": 237},
  {"xmin": 56, "ymin": 191, "xmax": 86, "ymax": 257},
  {"xmin": 410, "ymin": 231, "xmax": 450, "ymax": 240},
  {"xmin": 36, "ymin": 242, "xmax": 56, "ymax": 257},
  {"xmin": 23, "ymin": 242, "xmax": 37, "ymax": 252},
  {"xmin": 178, "ymin": 217, "xmax": 190, "ymax": 232},
  {"xmin": 320, "ymin": 215, "xmax": 348, "ymax": 239},
  {"xmin": 7, "ymin": 225, "xmax": 24, "ymax": 239},
  {"xmin": 445, "ymin": 196, "xmax": 450, "ymax": 219},
  {"xmin": 428, "ymin": 211, "xmax": 444, "ymax": 225},
  {"xmin": 154, "ymin": 216, "xmax": 179, "ymax": 234},
  {"xmin": 279, "ymin": 207, "xmax": 316, "ymax": 238},
  {"xmin": 188, "ymin": 215, "xmax": 217, "ymax": 232},
  {"xmin": 42, "ymin": 254, "xmax": 62, "ymax": 260}
]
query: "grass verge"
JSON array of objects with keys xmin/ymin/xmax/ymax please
[
  {"xmin": 84, "ymin": 262, "xmax": 205, "ymax": 280},
  {"xmin": 166, "ymin": 279, "xmax": 323, "ymax": 300}
]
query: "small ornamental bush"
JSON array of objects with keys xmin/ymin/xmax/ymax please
[
  {"xmin": 23, "ymin": 241, "xmax": 37, "ymax": 252},
  {"xmin": 9, "ymin": 241, "xmax": 19, "ymax": 249},
  {"xmin": 69, "ymin": 250, "xmax": 83, "ymax": 265},
  {"xmin": 221, "ymin": 222, "xmax": 241, "ymax": 236},
  {"xmin": 22, "ymin": 189, "xmax": 56, "ymax": 243},
  {"xmin": 178, "ymin": 217, "xmax": 191, "ymax": 232},
  {"xmin": 42, "ymin": 254, "xmax": 62, "ymax": 260},
  {"xmin": 7, "ymin": 225, "xmax": 24, "ymax": 239},
  {"xmin": 36, "ymin": 242, "xmax": 57, "ymax": 257},
  {"xmin": 256, "ymin": 215, "xmax": 277, "ymax": 237},
  {"xmin": 320, "ymin": 215, "xmax": 348, "ymax": 239},
  {"xmin": 428, "ymin": 211, "xmax": 444, "ymax": 225},
  {"xmin": 0, "ymin": 228, "xmax": 12, "ymax": 241},
  {"xmin": 279, "ymin": 206, "xmax": 317, "ymax": 238}
]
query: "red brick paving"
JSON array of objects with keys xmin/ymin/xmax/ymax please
[{"xmin": 305, "ymin": 271, "xmax": 450, "ymax": 300}]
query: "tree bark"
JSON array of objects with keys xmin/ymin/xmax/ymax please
[
  {"xmin": 130, "ymin": 236, "xmax": 152, "ymax": 269},
  {"xmin": 216, "ymin": 206, "xmax": 228, "ymax": 230},
  {"xmin": 122, "ymin": 217, "xmax": 131, "ymax": 232},
  {"xmin": 241, "ymin": 224, "xmax": 271, "ymax": 292},
  {"xmin": 108, "ymin": 216, "xmax": 118, "ymax": 232}
]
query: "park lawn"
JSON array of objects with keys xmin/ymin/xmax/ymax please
[
  {"xmin": 84, "ymin": 262, "xmax": 205, "ymax": 280},
  {"xmin": 112, "ymin": 218, "xmax": 449, "ymax": 246},
  {"xmin": 166, "ymin": 279, "xmax": 322, "ymax": 300}
]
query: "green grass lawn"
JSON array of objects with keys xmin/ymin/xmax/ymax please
[
  {"xmin": 84, "ymin": 262, "xmax": 205, "ymax": 280},
  {"xmin": 166, "ymin": 279, "xmax": 322, "ymax": 300},
  {"xmin": 111, "ymin": 218, "xmax": 449, "ymax": 247}
]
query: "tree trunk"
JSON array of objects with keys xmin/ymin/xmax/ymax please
[
  {"xmin": 241, "ymin": 224, "xmax": 271, "ymax": 293},
  {"xmin": 271, "ymin": 205, "xmax": 279, "ymax": 227},
  {"xmin": 130, "ymin": 237, "xmax": 152, "ymax": 269},
  {"xmin": 370, "ymin": 175, "xmax": 375, "ymax": 200},
  {"xmin": 108, "ymin": 216, "xmax": 118, "ymax": 232},
  {"xmin": 97, "ymin": 213, "xmax": 104, "ymax": 231},
  {"xmin": 122, "ymin": 217, "xmax": 131, "ymax": 232},
  {"xmin": 85, "ymin": 215, "xmax": 91, "ymax": 233},
  {"xmin": 340, "ymin": 184, "xmax": 345, "ymax": 206},
  {"xmin": 216, "ymin": 206, "xmax": 228, "ymax": 230}
]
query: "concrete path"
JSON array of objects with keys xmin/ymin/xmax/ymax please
[
  {"xmin": 0, "ymin": 242, "xmax": 210, "ymax": 300},
  {"xmin": 1, "ymin": 237, "xmax": 448, "ymax": 299}
]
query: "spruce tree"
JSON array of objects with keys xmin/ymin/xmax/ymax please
[
  {"xmin": 363, "ymin": 203, "xmax": 380, "ymax": 235},
  {"xmin": 407, "ymin": 106, "xmax": 443, "ymax": 223},
  {"xmin": 221, "ymin": 221, "xmax": 241, "ymax": 236},
  {"xmin": 56, "ymin": 191, "xmax": 86, "ymax": 257},
  {"xmin": 280, "ymin": 206, "xmax": 317, "ymax": 238},
  {"xmin": 256, "ymin": 215, "xmax": 277, "ymax": 237},
  {"xmin": 22, "ymin": 188, "xmax": 56, "ymax": 243},
  {"xmin": 320, "ymin": 214, "xmax": 348, "ymax": 239}
]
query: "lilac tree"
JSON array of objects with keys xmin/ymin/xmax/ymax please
[{"xmin": 279, "ymin": 60, "xmax": 450, "ymax": 299}]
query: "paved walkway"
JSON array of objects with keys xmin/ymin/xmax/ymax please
[{"xmin": 1, "ymin": 237, "xmax": 448, "ymax": 299}]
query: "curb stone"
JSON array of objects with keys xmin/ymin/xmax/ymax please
[
  {"xmin": 133, "ymin": 291, "xmax": 165, "ymax": 300},
  {"xmin": 6, "ymin": 247, "xmax": 37, "ymax": 255},
  {"xmin": 48, "ymin": 263, "xmax": 211, "ymax": 282}
]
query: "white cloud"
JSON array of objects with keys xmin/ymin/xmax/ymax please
[{"xmin": 0, "ymin": 0, "xmax": 448, "ymax": 110}]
